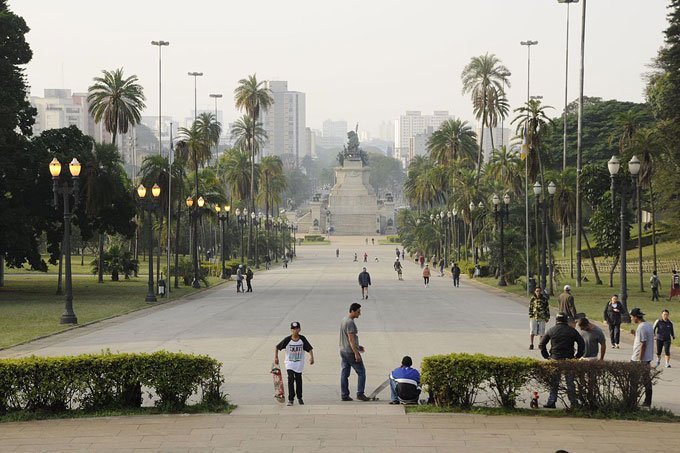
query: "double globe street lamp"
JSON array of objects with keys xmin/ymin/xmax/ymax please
[
  {"xmin": 49, "ymin": 157, "xmax": 81, "ymax": 324},
  {"xmin": 215, "ymin": 204, "xmax": 230, "ymax": 279},
  {"xmin": 137, "ymin": 184, "xmax": 162, "ymax": 302},
  {"xmin": 185, "ymin": 195, "xmax": 205, "ymax": 288},
  {"xmin": 235, "ymin": 208, "xmax": 247, "ymax": 263},
  {"xmin": 492, "ymin": 193, "xmax": 511, "ymax": 286},
  {"xmin": 533, "ymin": 181, "xmax": 557, "ymax": 293}
]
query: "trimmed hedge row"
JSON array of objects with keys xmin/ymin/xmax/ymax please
[
  {"xmin": 422, "ymin": 353, "xmax": 660, "ymax": 413},
  {"xmin": 0, "ymin": 351, "xmax": 226, "ymax": 415}
]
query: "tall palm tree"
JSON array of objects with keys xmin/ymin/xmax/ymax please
[
  {"xmin": 511, "ymin": 99, "xmax": 554, "ymax": 185},
  {"xmin": 258, "ymin": 156, "xmax": 286, "ymax": 220},
  {"xmin": 427, "ymin": 118, "xmax": 478, "ymax": 165},
  {"xmin": 461, "ymin": 54, "xmax": 510, "ymax": 179},
  {"xmin": 87, "ymin": 68, "xmax": 146, "ymax": 145},
  {"xmin": 195, "ymin": 112, "xmax": 222, "ymax": 163},
  {"xmin": 230, "ymin": 115, "xmax": 267, "ymax": 157},
  {"xmin": 220, "ymin": 148, "xmax": 255, "ymax": 203},
  {"xmin": 485, "ymin": 146, "xmax": 523, "ymax": 196}
]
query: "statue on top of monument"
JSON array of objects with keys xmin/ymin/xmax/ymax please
[{"xmin": 337, "ymin": 123, "xmax": 369, "ymax": 166}]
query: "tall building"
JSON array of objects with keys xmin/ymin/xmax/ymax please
[
  {"xmin": 260, "ymin": 81, "xmax": 307, "ymax": 168},
  {"xmin": 394, "ymin": 110, "xmax": 453, "ymax": 165},
  {"xmin": 318, "ymin": 119, "xmax": 347, "ymax": 149},
  {"xmin": 475, "ymin": 127, "xmax": 512, "ymax": 162}
]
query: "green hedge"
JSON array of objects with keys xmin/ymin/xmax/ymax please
[
  {"xmin": 0, "ymin": 351, "xmax": 226, "ymax": 415},
  {"xmin": 422, "ymin": 353, "xmax": 660, "ymax": 413},
  {"xmin": 303, "ymin": 235, "xmax": 326, "ymax": 242}
]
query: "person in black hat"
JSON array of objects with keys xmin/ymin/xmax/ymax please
[
  {"xmin": 275, "ymin": 321, "xmax": 314, "ymax": 406},
  {"xmin": 539, "ymin": 312, "xmax": 585, "ymax": 408},
  {"xmin": 631, "ymin": 307, "xmax": 654, "ymax": 407}
]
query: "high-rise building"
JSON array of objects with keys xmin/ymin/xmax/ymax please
[
  {"xmin": 260, "ymin": 81, "xmax": 307, "ymax": 168},
  {"xmin": 318, "ymin": 119, "xmax": 347, "ymax": 149},
  {"xmin": 475, "ymin": 127, "xmax": 512, "ymax": 162},
  {"xmin": 393, "ymin": 110, "xmax": 453, "ymax": 165}
]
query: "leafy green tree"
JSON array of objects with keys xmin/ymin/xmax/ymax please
[
  {"xmin": 367, "ymin": 153, "xmax": 404, "ymax": 196},
  {"xmin": 461, "ymin": 53, "xmax": 510, "ymax": 178},
  {"xmin": 87, "ymin": 68, "xmax": 146, "ymax": 145}
]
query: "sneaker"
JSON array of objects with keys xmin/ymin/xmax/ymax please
[
  {"xmin": 356, "ymin": 394, "xmax": 370, "ymax": 401},
  {"xmin": 655, "ymin": 360, "xmax": 661, "ymax": 368},
  {"xmin": 543, "ymin": 403, "xmax": 556, "ymax": 409},
  {"xmin": 286, "ymin": 400, "xmax": 293, "ymax": 406},
  {"xmin": 666, "ymin": 364, "xmax": 672, "ymax": 368},
  {"xmin": 529, "ymin": 344, "xmax": 534, "ymax": 350},
  {"xmin": 341, "ymin": 396, "xmax": 353, "ymax": 402},
  {"xmin": 298, "ymin": 399, "xmax": 304, "ymax": 405},
  {"xmin": 389, "ymin": 400, "xmax": 400, "ymax": 405}
]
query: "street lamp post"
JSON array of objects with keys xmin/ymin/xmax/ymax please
[
  {"xmin": 547, "ymin": 181, "xmax": 557, "ymax": 295},
  {"xmin": 215, "ymin": 204, "xmax": 230, "ymax": 279},
  {"xmin": 576, "ymin": 0, "xmax": 588, "ymax": 288},
  {"xmin": 533, "ymin": 181, "xmax": 545, "ymax": 289},
  {"xmin": 235, "ymin": 208, "xmax": 246, "ymax": 263},
  {"xmin": 629, "ymin": 156, "xmax": 643, "ymax": 292},
  {"xmin": 49, "ymin": 158, "xmax": 81, "ymax": 324},
  {"xmin": 521, "ymin": 39, "xmax": 538, "ymax": 294},
  {"xmin": 151, "ymin": 40, "xmax": 169, "ymax": 156},
  {"xmin": 493, "ymin": 194, "xmax": 511, "ymax": 286},
  {"xmin": 188, "ymin": 72, "xmax": 203, "ymax": 121},
  {"xmin": 137, "ymin": 184, "xmax": 161, "ymax": 302},
  {"xmin": 209, "ymin": 93, "xmax": 222, "ymax": 161},
  {"xmin": 252, "ymin": 211, "xmax": 259, "ymax": 269},
  {"xmin": 292, "ymin": 225, "xmax": 298, "ymax": 258},
  {"xmin": 452, "ymin": 207, "xmax": 459, "ymax": 261},
  {"xmin": 185, "ymin": 195, "xmax": 205, "ymax": 288}
]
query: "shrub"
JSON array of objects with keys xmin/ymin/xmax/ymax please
[
  {"xmin": 0, "ymin": 351, "xmax": 227, "ymax": 416},
  {"xmin": 91, "ymin": 245, "xmax": 139, "ymax": 281},
  {"xmin": 303, "ymin": 235, "xmax": 325, "ymax": 242},
  {"xmin": 385, "ymin": 235, "xmax": 400, "ymax": 243},
  {"xmin": 422, "ymin": 353, "xmax": 660, "ymax": 414},
  {"xmin": 165, "ymin": 257, "xmax": 209, "ymax": 286}
]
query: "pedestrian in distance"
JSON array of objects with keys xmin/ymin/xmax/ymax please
[
  {"xmin": 419, "ymin": 254, "xmax": 425, "ymax": 268},
  {"xmin": 653, "ymin": 309, "xmax": 675, "ymax": 368},
  {"xmin": 529, "ymin": 286, "xmax": 550, "ymax": 350},
  {"xmin": 245, "ymin": 266, "xmax": 254, "ymax": 292},
  {"xmin": 401, "ymin": 249, "xmax": 405, "ymax": 260},
  {"xmin": 650, "ymin": 270, "xmax": 661, "ymax": 302},
  {"xmin": 283, "ymin": 255, "xmax": 289, "ymax": 268},
  {"xmin": 558, "ymin": 285, "xmax": 578, "ymax": 322},
  {"xmin": 669, "ymin": 269, "xmax": 680, "ymax": 301},
  {"xmin": 371, "ymin": 238, "xmax": 375, "ymax": 245},
  {"xmin": 394, "ymin": 258, "xmax": 403, "ymax": 280},
  {"xmin": 365, "ymin": 237, "xmax": 368, "ymax": 245},
  {"xmin": 630, "ymin": 307, "xmax": 654, "ymax": 407},
  {"xmin": 577, "ymin": 317, "xmax": 606, "ymax": 361},
  {"xmin": 389, "ymin": 356, "xmax": 421, "ymax": 405},
  {"xmin": 339, "ymin": 303, "xmax": 369, "ymax": 401},
  {"xmin": 353, "ymin": 252, "xmax": 358, "ymax": 262},
  {"xmin": 264, "ymin": 255, "xmax": 271, "ymax": 270},
  {"xmin": 358, "ymin": 267, "xmax": 371, "ymax": 299},
  {"xmin": 363, "ymin": 252, "xmax": 368, "ymax": 263},
  {"xmin": 422, "ymin": 264, "xmax": 431, "ymax": 288},
  {"xmin": 236, "ymin": 264, "xmax": 244, "ymax": 293},
  {"xmin": 336, "ymin": 248, "xmax": 340, "ymax": 258},
  {"xmin": 395, "ymin": 247, "xmax": 400, "ymax": 259},
  {"xmin": 438, "ymin": 258, "xmax": 445, "ymax": 277},
  {"xmin": 451, "ymin": 262, "xmax": 461, "ymax": 287},
  {"xmin": 539, "ymin": 312, "xmax": 585, "ymax": 408},
  {"xmin": 603, "ymin": 294, "xmax": 623, "ymax": 348},
  {"xmin": 275, "ymin": 321, "xmax": 314, "ymax": 406}
]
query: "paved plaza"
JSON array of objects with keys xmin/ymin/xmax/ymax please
[{"xmin": 1, "ymin": 237, "xmax": 680, "ymax": 451}]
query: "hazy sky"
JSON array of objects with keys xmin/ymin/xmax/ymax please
[{"xmin": 12, "ymin": 0, "xmax": 669, "ymax": 137}]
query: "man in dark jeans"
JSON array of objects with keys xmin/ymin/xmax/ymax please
[
  {"xmin": 358, "ymin": 267, "xmax": 371, "ymax": 299},
  {"xmin": 451, "ymin": 263, "xmax": 461, "ymax": 287},
  {"xmin": 631, "ymin": 307, "xmax": 654, "ymax": 407},
  {"xmin": 539, "ymin": 312, "xmax": 585, "ymax": 408},
  {"xmin": 604, "ymin": 294, "xmax": 623, "ymax": 348},
  {"xmin": 339, "ymin": 303, "xmax": 369, "ymax": 401}
]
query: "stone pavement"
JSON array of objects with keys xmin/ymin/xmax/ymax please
[{"xmin": 0, "ymin": 405, "xmax": 678, "ymax": 452}]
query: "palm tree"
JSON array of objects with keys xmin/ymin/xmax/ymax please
[
  {"xmin": 511, "ymin": 99, "xmax": 555, "ymax": 185},
  {"xmin": 195, "ymin": 112, "xmax": 222, "ymax": 163},
  {"xmin": 220, "ymin": 148, "xmax": 255, "ymax": 203},
  {"xmin": 258, "ymin": 156, "xmax": 286, "ymax": 220},
  {"xmin": 485, "ymin": 146, "xmax": 523, "ymax": 196},
  {"xmin": 230, "ymin": 115, "xmax": 267, "ymax": 157},
  {"xmin": 427, "ymin": 118, "xmax": 478, "ymax": 165},
  {"xmin": 609, "ymin": 109, "xmax": 646, "ymax": 154},
  {"xmin": 461, "ymin": 54, "xmax": 510, "ymax": 179},
  {"xmin": 87, "ymin": 68, "xmax": 146, "ymax": 145}
]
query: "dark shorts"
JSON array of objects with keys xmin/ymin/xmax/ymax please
[{"xmin": 657, "ymin": 339, "xmax": 672, "ymax": 356}]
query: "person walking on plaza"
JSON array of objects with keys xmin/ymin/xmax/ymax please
[
  {"xmin": 275, "ymin": 321, "xmax": 314, "ymax": 406},
  {"xmin": 283, "ymin": 255, "xmax": 289, "ymax": 268},
  {"xmin": 419, "ymin": 254, "xmax": 425, "ymax": 268},
  {"xmin": 358, "ymin": 267, "xmax": 371, "ymax": 299},
  {"xmin": 669, "ymin": 269, "xmax": 680, "ymax": 301},
  {"xmin": 236, "ymin": 264, "xmax": 244, "ymax": 293},
  {"xmin": 604, "ymin": 294, "xmax": 623, "ymax": 348},
  {"xmin": 653, "ymin": 309, "xmax": 675, "ymax": 368},
  {"xmin": 438, "ymin": 258, "xmax": 445, "ymax": 277},
  {"xmin": 650, "ymin": 270, "xmax": 661, "ymax": 302},
  {"xmin": 529, "ymin": 286, "xmax": 550, "ymax": 350},
  {"xmin": 371, "ymin": 238, "xmax": 375, "ymax": 245},
  {"xmin": 558, "ymin": 285, "xmax": 578, "ymax": 322},
  {"xmin": 396, "ymin": 247, "xmax": 400, "ymax": 259},
  {"xmin": 401, "ymin": 249, "xmax": 405, "ymax": 260},
  {"xmin": 422, "ymin": 264, "xmax": 431, "ymax": 288},
  {"xmin": 578, "ymin": 317, "xmax": 606, "ymax": 361},
  {"xmin": 630, "ymin": 307, "xmax": 654, "ymax": 407},
  {"xmin": 353, "ymin": 252, "xmax": 358, "ymax": 262},
  {"xmin": 245, "ymin": 266, "xmax": 254, "ymax": 292},
  {"xmin": 389, "ymin": 356, "xmax": 421, "ymax": 404},
  {"xmin": 340, "ymin": 303, "xmax": 369, "ymax": 401},
  {"xmin": 451, "ymin": 262, "xmax": 461, "ymax": 287},
  {"xmin": 394, "ymin": 258, "xmax": 403, "ymax": 280},
  {"xmin": 336, "ymin": 248, "xmax": 340, "ymax": 258},
  {"xmin": 539, "ymin": 312, "xmax": 585, "ymax": 408},
  {"xmin": 363, "ymin": 252, "xmax": 368, "ymax": 263},
  {"xmin": 264, "ymin": 255, "xmax": 271, "ymax": 270}
]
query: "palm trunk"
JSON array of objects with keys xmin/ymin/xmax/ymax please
[
  {"xmin": 650, "ymin": 179, "xmax": 658, "ymax": 273},
  {"xmin": 174, "ymin": 198, "xmax": 182, "ymax": 288},
  {"xmin": 581, "ymin": 225, "xmax": 603, "ymax": 285},
  {"xmin": 97, "ymin": 233, "xmax": 105, "ymax": 283},
  {"xmin": 477, "ymin": 121, "xmax": 485, "ymax": 181},
  {"xmin": 0, "ymin": 254, "xmax": 4, "ymax": 287},
  {"xmin": 609, "ymin": 254, "xmax": 619, "ymax": 288}
]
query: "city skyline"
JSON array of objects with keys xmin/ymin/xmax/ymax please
[{"xmin": 13, "ymin": 0, "xmax": 667, "ymax": 137}]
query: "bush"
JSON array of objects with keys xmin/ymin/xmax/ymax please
[
  {"xmin": 91, "ymin": 245, "xmax": 138, "ymax": 281},
  {"xmin": 421, "ymin": 353, "xmax": 660, "ymax": 414},
  {"xmin": 385, "ymin": 235, "xmax": 400, "ymax": 243},
  {"xmin": 165, "ymin": 257, "xmax": 209, "ymax": 287},
  {"xmin": 0, "ymin": 351, "xmax": 227, "ymax": 415},
  {"xmin": 303, "ymin": 235, "xmax": 325, "ymax": 242}
]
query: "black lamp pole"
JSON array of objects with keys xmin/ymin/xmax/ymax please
[
  {"xmin": 50, "ymin": 158, "xmax": 81, "ymax": 324},
  {"xmin": 137, "ymin": 184, "xmax": 161, "ymax": 302}
]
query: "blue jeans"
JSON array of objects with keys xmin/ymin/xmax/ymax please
[
  {"xmin": 547, "ymin": 369, "xmax": 576, "ymax": 406},
  {"xmin": 340, "ymin": 351, "xmax": 366, "ymax": 398},
  {"xmin": 389, "ymin": 376, "xmax": 398, "ymax": 402}
]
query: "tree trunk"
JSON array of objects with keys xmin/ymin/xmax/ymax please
[
  {"xmin": 581, "ymin": 225, "xmax": 603, "ymax": 284},
  {"xmin": 650, "ymin": 179, "xmax": 658, "ymax": 273},
  {"xmin": 0, "ymin": 254, "xmax": 4, "ymax": 287},
  {"xmin": 56, "ymin": 242, "xmax": 63, "ymax": 295},
  {"xmin": 156, "ymin": 215, "xmax": 162, "ymax": 286},
  {"xmin": 609, "ymin": 254, "xmax": 619, "ymax": 288},
  {"xmin": 98, "ymin": 233, "xmax": 105, "ymax": 283},
  {"xmin": 174, "ymin": 199, "xmax": 182, "ymax": 288},
  {"xmin": 81, "ymin": 245, "xmax": 84, "ymax": 266},
  {"xmin": 476, "ymin": 118, "xmax": 485, "ymax": 181}
]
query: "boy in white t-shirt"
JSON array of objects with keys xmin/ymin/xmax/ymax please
[{"xmin": 275, "ymin": 322, "xmax": 314, "ymax": 406}]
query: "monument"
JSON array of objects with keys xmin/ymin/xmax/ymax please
[{"xmin": 298, "ymin": 127, "xmax": 396, "ymax": 235}]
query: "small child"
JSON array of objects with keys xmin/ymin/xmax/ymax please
[
  {"xmin": 653, "ymin": 309, "xmax": 675, "ymax": 368},
  {"xmin": 275, "ymin": 322, "xmax": 314, "ymax": 406}
]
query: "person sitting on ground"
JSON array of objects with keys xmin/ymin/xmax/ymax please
[{"xmin": 389, "ymin": 356, "xmax": 421, "ymax": 405}]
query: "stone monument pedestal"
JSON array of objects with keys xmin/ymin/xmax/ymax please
[{"xmin": 327, "ymin": 159, "xmax": 378, "ymax": 235}]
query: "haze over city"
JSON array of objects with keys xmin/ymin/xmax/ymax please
[{"xmin": 14, "ymin": 0, "xmax": 666, "ymax": 136}]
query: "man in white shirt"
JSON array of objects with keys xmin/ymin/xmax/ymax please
[{"xmin": 630, "ymin": 307, "xmax": 654, "ymax": 407}]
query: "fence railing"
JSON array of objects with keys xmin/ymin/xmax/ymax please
[{"xmin": 553, "ymin": 259, "xmax": 680, "ymax": 277}]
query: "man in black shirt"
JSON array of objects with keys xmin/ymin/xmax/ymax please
[{"xmin": 539, "ymin": 312, "xmax": 585, "ymax": 408}]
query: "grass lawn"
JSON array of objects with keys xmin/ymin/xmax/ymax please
[
  {"xmin": 0, "ymin": 275, "xmax": 223, "ymax": 349},
  {"xmin": 4, "ymin": 254, "xmax": 182, "ymax": 276}
]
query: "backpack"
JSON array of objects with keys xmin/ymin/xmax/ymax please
[
  {"xmin": 674, "ymin": 273, "xmax": 680, "ymax": 289},
  {"xmin": 650, "ymin": 275, "xmax": 660, "ymax": 288}
]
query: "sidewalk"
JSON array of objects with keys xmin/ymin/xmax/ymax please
[{"xmin": 0, "ymin": 405, "xmax": 677, "ymax": 452}]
